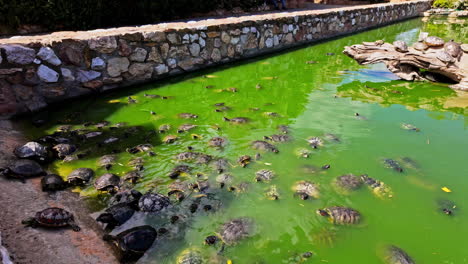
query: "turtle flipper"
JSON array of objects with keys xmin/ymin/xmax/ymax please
[{"xmin": 69, "ymin": 220, "xmax": 81, "ymax": 232}]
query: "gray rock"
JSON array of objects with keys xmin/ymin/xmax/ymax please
[
  {"xmin": 60, "ymin": 68, "xmax": 75, "ymax": 81},
  {"xmin": 190, "ymin": 34, "xmax": 199, "ymax": 42},
  {"xmin": 178, "ymin": 59, "xmax": 195, "ymax": 71},
  {"xmin": 221, "ymin": 32, "xmax": 231, "ymax": 44},
  {"xmin": 88, "ymin": 36, "xmax": 117, "ymax": 53},
  {"xmin": 274, "ymin": 35, "xmax": 280, "ymax": 46},
  {"xmin": 37, "ymin": 65, "xmax": 59, "ymax": 83},
  {"xmin": 211, "ymin": 48, "xmax": 222, "ymax": 62},
  {"xmin": 242, "ymin": 27, "xmax": 250, "ymax": 34},
  {"xmin": 265, "ymin": 38, "xmax": 274, "ymax": 48},
  {"xmin": 2, "ymin": 45, "xmax": 36, "ymax": 65},
  {"xmin": 214, "ymin": 38, "xmax": 222, "ymax": 48},
  {"xmin": 154, "ymin": 64, "xmax": 169, "ymax": 75},
  {"xmin": 199, "ymin": 38, "xmax": 206, "ymax": 48},
  {"xmin": 33, "ymin": 59, "xmax": 41, "ymax": 64},
  {"xmin": 167, "ymin": 33, "xmax": 181, "ymax": 44},
  {"xmin": 143, "ymin": 32, "xmax": 166, "ymax": 42},
  {"xmin": 76, "ymin": 70, "xmax": 101, "ymax": 82},
  {"xmin": 107, "ymin": 57, "xmax": 130, "ymax": 77},
  {"xmin": 128, "ymin": 63, "xmax": 153, "ymax": 79},
  {"xmin": 129, "ymin": 47, "xmax": 148, "ymax": 62},
  {"xmin": 182, "ymin": 34, "xmax": 190, "ymax": 44},
  {"xmin": 147, "ymin": 47, "xmax": 163, "ymax": 63},
  {"xmin": 167, "ymin": 58, "xmax": 177, "ymax": 69},
  {"xmin": 189, "ymin": 43, "xmax": 201, "ymax": 56},
  {"xmin": 91, "ymin": 57, "xmax": 106, "ymax": 70},
  {"xmin": 240, "ymin": 35, "xmax": 248, "ymax": 44},
  {"xmin": 37, "ymin": 47, "xmax": 61, "ymax": 66},
  {"xmin": 160, "ymin": 43, "xmax": 170, "ymax": 59}
]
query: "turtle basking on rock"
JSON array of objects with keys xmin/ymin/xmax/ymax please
[
  {"xmin": 94, "ymin": 173, "xmax": 120, "ymax": 193},
  {"xmin": 138, "ymin": 192, "xmax": 171, "ymax": 212},
  {"xmin": 255, "ymin": 169, "xmax": 275, "ymax": 182},
  {"xmin": 413, "ymin": 41, "xmax": 428, "ymax": 51},
  {"xmin": 0, "ymin": 159, "xmax": 46, "ymax": 182},
  {"xmin": 393, "ymin": 40, "xmax": 408, "ymax": 53},
  {"xmin": 98, "ymin": 155, "xmax": 117, "ymax": 170},
  {"xmin": 41, "ymin": 174, "xmax": 67, "ymax": 192},
  {"xmin": 293, "ymin": 181, "xmax": 319, "ymax": 200},
  {"xmin": 334, "ymin": 174, "xmax": 362, "ymax": 194},
  {"xmin": 424, "ymin": 36, "xmax": 444, "ymax": 47},
  {"xmin": 96, "ymin": 203, "xmax": 135, "ymax": 230},
  {"xmin": 251, "ymin": 140, "xmax": 279, "ymax": 153},
  {"xmin": 67, "ymin": 168, "xmax": 94, "ymax": 186},
  {"xmin": 436, "ymin": 50, "xmax": 455, "ymax": 64},
  {"xmin": 22, "ymin": 207, "xmax": 80, "ymax": 231},
  {"xmin": 103, "ymin": 225, "xmax": 157, "ymax": 261},
  {"xmin": 317, "ymin": 206, "xmax": 361, "ymax": 225},
  {"xmin": 444, "ymin": 40, "xmax": 462, "ymax": 60},
  {"xmin": 14, "ymin": 142, "xmax": 49, "ymax": 163},
  {"xmin": 223, "ymin": 117, "xmax": 249, "ymax": 124},
  {"xmin": 383, "ymin": 245, "xmax": 415, "ymax": 264}
]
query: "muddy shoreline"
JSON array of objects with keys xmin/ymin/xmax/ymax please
[{"xmin": 0, "ymin": 120, "xmax": 119, "ymax": 264}]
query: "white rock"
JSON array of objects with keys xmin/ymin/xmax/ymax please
[
  {"xmin": 199, "ymin": 38, "xmax": 206, "ymax": 48},
  {"xmin": 288, "ymin": 24, "xmax": 294, "ymax": 32},
  {"xmin": 33, "ymin": 59, "xmax": 41, "ymax": 64},
  {"xmin": 189, "ymin": 43, "xmax": 201, "ymax": 57},
  {"xmin": 250, "ymin": 27, "xmax": 257, "ymax": 33},
  {"xmin": 182, "ymin": 34, "xmax": 190, "ymax": 44},
  {"xmin": 76, "ymin": 70, "xmax": 101, "ymax": 82},
  {"xmin": 37, "ymin": 65, "xmax": 59, "ymax": 83},
  {"xmin": 107, "ymin": 57, "xmax": 130, "ymax": 77},
  {"xmin": 242, "ymin": 27, "xmax": 250, "ymax": 34},
  {"xmin": 190, "ymin": 34, "xmax": 199, "ymax": 42},
  {"xmin": 273, "ymin": 35, "xmax": 280, "ymax": 46},
  {"xmin": 37, "ymin": 47, "xmax": 61, "ymax": 66},
  {"xmin": 91, "ymin": 57, "xmax": 106, "ymax": 70},
  {"xmin": 61, "ymin": 68, "xmax": 75, "ymax": 81},
  {"xmin": 167, "ymin": 58, "xmax": 177, "ymax": 69},
  {"xmin": 200, "ymin": 32, "xmax": 207, "ymax": 38},
  {"xmin": 231, "ymin": 37, "xmax": 240, "ymax": 45},
  {"xmin": 265, "ymin": 38, "xmax": 273, "ymax": 48},
  {"xmin": 2, "ymin": 45, "xmax": 36, "ymax": 65}
]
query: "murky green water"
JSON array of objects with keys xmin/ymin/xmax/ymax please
[{"xmin": 20, "ymin": 17, "xmax": 468, "ymax": 263}]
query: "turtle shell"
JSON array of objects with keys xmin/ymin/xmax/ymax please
[
  {"xmin": 53, "ymin": 144, "xmax": 77, "ymax": 158},
  {"xmin": 461, "ymin": 44, "xmax": 468, "ymax": 53},
  {"xmin": 114, "ymin": 225, "xmax": 157, "ymax": 254},
  {"xmin": 220, "ymin": 218, "xmax": 254, "ymax": 245},
  {"xmin": 98, "ymin": 155, "xmax": 117, "ymax": 167},
  {"xmin": 94, "ymin": 173, "xmax": 120, "ymax": 191},
  {"xmin": 424, "ymin": 36, "xmax": 445, "ymax": 47},
  {"xmin": 177, "ymin": 124, "xmax": 197, "ymax": 133},
  {"xmin": 334, "ymin": 174, "xmax": 362, "ymax": 192},
  {"xmin": 393, "ymin": 40, "xmax": 408, "ymax": 52},
  {"xmin": 385, "ymin": 245, "xmax": 415, "ymax": 264},
  {"xmin": 14, "ymin": 142, "xmax": 49, "ymax": 162},
  {"xmin": 97, "ymin": 203, "xmax": 135, "ymax": 226},
  {"xmin": 177, "ymin": 248, "xmax": 204, "ymax": 264},
  {"xmin": 67, "ymin": 168, "xmax": 94, "ymax": 185},
  {"xmin": 324, "ymin": 206, "xmax": 361, "ymax": 225},
  {"xmin": 412, "ymin": 42, "xmax": 428, "ymax": 51},
  {"xmin": 138, "ymin": 192, "xmax": 171, "ymax": 212},
  {"xmin": 108, "ymin": 189, "xmax": 142, "ymax": 208},
  {"xmin": 255, "ymin": 169, "xmax": 275, "ymax": 182},
  {"xmin": 293, "ymin": 181, "xmax": 319, "ymax": 199},
  {"xmin": 225, "ymin": 117, "xmax": 249, "ymax": 124},
  {"xmin": 35, "ymin": 207, "xmax": 73, "ymax": 227},
  {"xmin": 122, "ymin": 171, "xmax": 141, "ymax": 184},
  {"xmin": 208, "ymin": 137, "xmax": 226, "ymax": 147},
  {"xmin": 41, "ymin": 174, "xmax": 66, "ymax": 191},
  {"xmin": 265, "ymin": 134, "xmax": 291, "ymax": 142},
  {"xmin": 10, "ymin": 159, "xmax": 45, "ymax": 177},
  {"xmin": 436, "ymin": 51, "xmax": 454, "ymax": 63},
  {"xmin": 251, "ymin": 140, "xmax": 279, "ymax": 153},
  {"xmin": 444, "ymin": 41, "xmax": 462, "ymax": 58}
]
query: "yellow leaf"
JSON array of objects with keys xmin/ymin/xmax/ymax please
[
  {"xmin": 227, "ymin": 260, "xmax": 232, "ymax": 264},
  {"xmin": 441, "ymin": 187, "xmax": 452, "ymax": 193},
  {"xmin": 108, "ymin": 99, "xmax": 120, "ymax": 103}
]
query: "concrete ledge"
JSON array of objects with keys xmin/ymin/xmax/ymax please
[{"xmin": 0, "ymin": 0, "xmax": 431, "ymax": 118}]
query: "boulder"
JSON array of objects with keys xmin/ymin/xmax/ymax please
[
  {"xmin": 37, "ymin": 65, "xmax": 59, "ymax": 83},
  {"xmin": 1, "ymin": 45, "xmax": 36, "ymax": 65}
]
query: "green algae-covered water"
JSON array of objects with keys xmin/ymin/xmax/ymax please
[{"xmin": 20, "ymin": 17, "xmax": 468, "ymax": 264}]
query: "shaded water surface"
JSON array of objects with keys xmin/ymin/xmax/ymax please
[{"xmin": 20, "ymin": 17, "xmax": 468, "ymax": 263}]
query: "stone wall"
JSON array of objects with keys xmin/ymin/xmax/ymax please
[{"xmin": 0, "ymin": 0, "xmax": 431, "ymax": 118}]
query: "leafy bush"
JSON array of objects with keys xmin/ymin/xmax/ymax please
[
  {"xmin": 453, "ymin": 0, "xmax": 467, "ymax": 9},
  {"xmin": 0, "ymin": 0, "xmax": 264, "ymax": 33},
  {"xmin": 432, "ymin": 0, "xmax": 456, "ymax": 8}
]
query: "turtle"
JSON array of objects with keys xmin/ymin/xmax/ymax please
[
  {"xmin": 220, "ymin": 218, "xmax": 254, "ymax": 245},
  {"xmin": 444, "ymin": 40, "xmax": 462, "ymax": 59},
  {"xmin": 436, "ymin": 199, "xmax": 457, "ymax": 215},
  {"xmin": 67, "ymin": 168, "xmax": 94, "ymax": 186},
  {"xmin": 214, "ymin": 106, "xmax": 231, "ymax": 112},
  {"xmin": 208, "ymin": 137, "xmax": 227, "ymax": 148},
  {"xmin": 138, "ymin": 192, "xmax": 171, "ymax": 212},
  {"xmin": 179, "ymin": 113, "xmax": 198, "ymax": 119},
  {"xmin": 400, "ymin": 123, "xmax": 420, "ymax": 132},
  {"xmin": 251, "ymin": 140, "xmax": 279, "ymax": 153},
  {"xmin": 178, "ymin": 124, "xmax": 197, "ymax": 133},
  {"xmin": 96, "ymin": 203, "xmax": 135, "ymax": 229},
  {"xmin": 413, "ymin": 41, "xmax": 428, "ymax": 51},
  {"xmin": 163, "ymin": 135, "xmax": 178, "ymax": 144},
  {"xmin": 229, "ymin": 181, "xmax": 250, "ymax": 193},
  {"xmin": 223, "ymin": 117, "xmax": 249, "ymax": 124},
  {"xmin": 52, "ymin": 144, "xmax": 77, "ymax": 159},
  {"xmin": 95, "ymin": 121, "xmax": 110, "ymax": 129},
  {"xmin": 190, "ymin": 180, "xmax": 210, "ymax": 193},
  {"xmin": 255, "ymin": 169, "xmax": 275, "ymax": 182},
  {"xmin": 177, "ymin": 248, "xmax": 204, "ymax": 264},
  {"xmin": 295, "ymin": 148, "xmax": 312, "ymax": 158},
  {"xmin": 326, "ymin": 52, "xmax": 335, "ymax": 56},
  {"xmin": 393, "ymin": 40, "xmax": 408, "ymax": 53},
  {"xmin": 265, "ymin": 185, "xmax": 280, "ymax": 200},
  {"xmin": 127, "ymin": 144, "xmax": 153, "ymax": 154},
  {"xmin": 312, "ymin": 227, "xmax": 338, "ymax": 247},
  {"xmin": 167, "ymin": 181, "xmax": 191, "ymax": 202},
  {"xmin": 127, "ymin": 96, "xmax": 137, "ymax": 104},
  {"xmin": 159, "ymin": 124, "xmax": 171, "ymax": 133},
  {"xmin": 0, "ymin": 159, "xmax": 46, "ymax": 182},
  {"xmin": 144, "ymin": 93, "xmax": 161, "ymax": 98},
  {"xmin": 436, "ymin": 51, "xmax": 454, "ymax": 64},
  {"xmin": 323, "ymin": 133, "xmax": 340, "ymax": 142},
  {"xmin": 263, "ymin": 112, "xmax": 281, "ymax": 118},
  {"xmin": 128, "ymin": 157, "xmax": 145, "ymax": 171},
  {"xmin": 424, "ymin": 36, "xmax": 444, "ymax": 47},
  {"xmin": 237, "ymin": 155, "xmax": 252, "ymax": 168},
  {"xmin": 108, "ymin": 189, "xmax": 142, "ymax": 208},
  {"xmin": 175, "ymin": 152, "xmax": 212, "ymax": 164},
  {"xmin": 98, "ymin": 155, "xmax": 117, "ymax": 170},
  {"xmin": 277, "ymin": 125, "xmax": 289, "ymax": 134},
  {"xmin": 22, "ymin": 207, "xmax": 80, "ymax": 231},
  {"xmin": 334, "ymin": 174, "xmax": 362, "ymax": 193},
  {"xmin": 293, "ymin": 181, "xmax": 319, "ymax": 200},
  {"xmin": 211, "ymin": 158, "xmax": 230, "ymax": 173},
  {"xmin": 103, "ymin": 225, "xmax": 157, "ymax": 261},
  {"xmin": 316, "ymin": 206, "xmax": 361, "ymax": 225},
  {"xmin": 360, "ymin": 174, "xmax": 393, "ymax": 199},
  {"xmin": 41, "ymin": 174, "xmax": 67, "ymax": 192},
  {"xmin": 168, "ymin": 165, "xmax": 192, "ymax": 179},
  {"xmin": 14, "ymin": 142, "xmax": 49, "ymax": 162},
  {"xmin": 307, "ymin": 137, "xmax": 323, "ymax": 149},
  {"xmin": 264, "ymin": 134, "xmax": 291, "ymax": 142},
  {"xmin": 300, "ymin": 165, "xmax": 319, "ymax": 174},
  {"xmin": 354, "ymin": 112, "xmax": 367, "ymax": 120},
  {"xmin": 383, "ymin": 159, "xmax": 403, "ymax": 172},
  {"xmin": 383, "ymin": 245, "xmax": 415, "ymax": 264},
  {"xmin": 122, "ymin": 170, "xmax": 142, "ymax": 184},
  {"xmin": 94, "ymin": 173, "xmax": 120, "ymax": 193},
  {"xmin": 216, "ymin": 173, "xmax": 233, "ymax": 188},
  {"xmin": 374, "ymin": 40, "xmax": 385, "ymax": 45}
]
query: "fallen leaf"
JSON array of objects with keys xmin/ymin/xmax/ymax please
[
  {"xmin": 108, "ymin": 99, "xmax": 120, "ymax": 103},
  {"xmin": 441, "ymin": 187, "xmax": 452, "ymax": 193}
]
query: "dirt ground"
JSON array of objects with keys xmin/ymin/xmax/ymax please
[{"xmin": 0, "ymin": 120, "xmax": 119, "ymax": 264}]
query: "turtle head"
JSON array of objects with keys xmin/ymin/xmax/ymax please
[
  {"xmin": 96, "ymin": 213, "xmax": 115, "ymax": 224},
  {"xmin": 21, "ymin": 217, "xmax": 36, "ymax": 226},
  {"xmin": 205, "ymin": 235, "xmax": 218, "ymax": 245},
  {"xmin": 102, "ymin": 234, "xmax": 115, "ymax": 241},
  {"xmin": 317, "ymin": 209, "xmax": 330, "ymax": 217}
]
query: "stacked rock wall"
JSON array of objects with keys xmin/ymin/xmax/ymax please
[{"xmin": 0, "ymin": 0, "xmax": 431, "ymax": 118}]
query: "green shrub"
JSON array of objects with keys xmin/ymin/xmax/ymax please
[
  {"xmin": 0, "ymin": 0, "xmax": 264, "ymax": 33},
  {"xmin": 432, "ymin": 0, "xmax": 456, "ymax": 8},
  {"xmin": 453, "ymin": 0, "xmax": 468, "ymax": 9}
]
